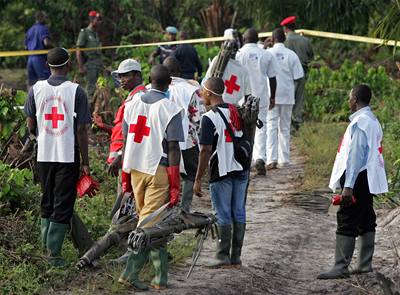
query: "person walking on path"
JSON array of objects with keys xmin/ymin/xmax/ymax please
[
  {"xmin": 236, "ymin": 28, "xmax": 278, "ymax": 175},
  {"xmin": 318, "ymin": 84, "xmax": 388, "ymax": 279},
  {"xmin": 119, "ymin": 65, "xmax": 184, "ymax": 290},
  {"xmin": 25, "ymin": 11, "xmax": 53, "ymax": 87},
  {"xmin": 266, "ymin": 28, "xmax": 303, "ymax": 169},
  {"xmin": 76, "ymin": 10, "xmax": 102, "ymax": 110},
  {"xmin": 163, "ymin": 57, "xmax": 203, "ymax": 212},
  {"xmin": 24, "ymin": 47, "xmax": 91, "ymax": 267},
  {"xmin": 194, "ymin": 77, "xmax": 249, "ymax": 268},
  {"xmin": 280, "ymin": 16, "xmax": 314, "ymax": 130}
]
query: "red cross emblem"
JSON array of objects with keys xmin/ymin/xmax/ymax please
[
  {"xmin": 378, "ymin": 141, "xmax": 383, "ymax": 154},
  {"xmin": 44, "ymin": 106, "xmax": 64, "ymax": 129},
  {"xmin": 224, "ymin": 124, "xmax": 234, "ymax": 143},
  {"xmin": 129, "ymin": 115, "xmax": 150, "ymax": 143},
  {"xmin": 224, "ymin": 75, "xmax": 240, "ymax": 94}
]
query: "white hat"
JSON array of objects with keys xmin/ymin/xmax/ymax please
[{"xmin": 112, "ymin": 59, "xmax": 141, "ymax": 75}]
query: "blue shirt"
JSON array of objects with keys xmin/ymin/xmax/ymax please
[
  {"xmin": 344, "ymin": 106, "xmax": 370, "ymax": 188},
  {"xmin": 25, "ymin": 22, "xmax": 50, "ymax": 52}
]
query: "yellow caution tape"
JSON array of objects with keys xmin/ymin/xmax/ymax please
[{"xmin": 0, "ymin": 29, "xmax": 397, "ymax": 58}]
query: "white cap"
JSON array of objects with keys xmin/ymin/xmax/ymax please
[{"xmin": 112, "ymin": 59, "xmax": 141, "ymax": 75}]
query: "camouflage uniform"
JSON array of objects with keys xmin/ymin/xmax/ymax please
[{"xmin": 76, "ymin": 26, "xmax": 102, "ymax": 107}]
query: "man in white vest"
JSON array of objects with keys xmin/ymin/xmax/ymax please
[
  {"xmin": 266, "ymin": 28, "xmax": 304, "ymax": 169},
  {"xmin": 163, "ymin": 57, "xmax": 204, "ymax": 212},
  {"xmin": 236, "ymin": 28, "xmax": 278, "ymax": 175},
  {"xmin": 204, "ymin": 41, "xmax": 252, "ymax": 106},
  {"xmin": 119, "ymin": 65, "xmax": 184, "ymax": 290},
  {"xmin": 318, "ymin": 84, "xmax": 388, "ymax": 279},
  {"xmin": 24, "ymin": 47, "xmax": 91, "ymax": 266},
  {"xmin": 194, "ymin": 77, "xmax": 249, "ymax": 269}
]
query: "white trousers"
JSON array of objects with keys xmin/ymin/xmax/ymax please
[
  {"xmin": 266, "ymin": 104, "xmax": 293, "ymax": 165},
  {"xmin": 253, "ymin": 106, "xmax": 268, "ymax": 162}
]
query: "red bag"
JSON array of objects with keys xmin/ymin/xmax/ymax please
[{"xmin": 76, "ymin": 174, "xmax": 100, "ymax": 198}]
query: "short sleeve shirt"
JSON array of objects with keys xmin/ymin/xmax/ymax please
[
  {"xmin": 25, "ymin": 23, "xmax": 50, "ymax": 51},
  {"xmin": 24, "ymin": 75, "xmax": 92, "ymax": 129},
  {"xmin": 236, "ymin": 43, "xmax": 278, "ymax": 108},
  {"xmin": 76, "ymin": 26, "xmax": 101, "ymax": 60},
  {"xmin": 122, "ymin": 90, "xmax": 184, "ymax": 166},
  {"xmin": 267, "ymin": 43, "xmax": 304, "ymax": 105}
]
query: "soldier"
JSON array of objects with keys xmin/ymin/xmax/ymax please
[
  {"xmin": 76, "ymin": 10, "xmax": 102, "ymax": 110},
  {"xmin": 318, "ymin": 85, "xmax": 388, "ymax": 279},
  {"xmin": 118, "ymin": 65, "xmax": 183, "ymax": 290},
  {"xmin": 24, "ymin": 47, "xmax": 91, "ymax": 266},
  {"xmin": 163, "ymin": 57, "xmax": 203, "ymax": 212},
  {"xmin": 236, "ymin": 28, "xmax": 278, "ymax": 175},
  {"xmin": 280, "ymin": 16, "xmax": 314, "ymax": 130}
]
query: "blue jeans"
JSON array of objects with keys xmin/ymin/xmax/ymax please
[{"xmin": 209, "ymin": 170, "xmax": 249, "ymax": 225}]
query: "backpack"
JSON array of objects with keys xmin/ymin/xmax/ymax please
[{"xmin": 214, "ymin": 107, "xmax": 251, "ymax": 170}]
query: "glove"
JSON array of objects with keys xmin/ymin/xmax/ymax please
[
  {"xmin": 166, "ymin": 165, "xmax": 180, "ymax": 208},
  {"xmin": 332, "ymin": 194, "xmax": 356, "ymax": 206},
  {"xmin": 76, "ymin": 174, "xmax": 100, "ymax": 198},
  {"xmin": 121, "ymin": 171, "xmax": 132, "ymax": 193}
]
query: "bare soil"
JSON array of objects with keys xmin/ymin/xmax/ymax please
[{"xmin": 134, "ymin": 150, "xmax": 400, "ymax": 295}]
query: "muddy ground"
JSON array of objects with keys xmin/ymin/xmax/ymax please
[
  {"xmin": 134, "ymin": 150, "xmax": 400, "ymax": 295},
  {"xmin": 63, "ymin": 149, "xmax": 400, "ymax": 295}
]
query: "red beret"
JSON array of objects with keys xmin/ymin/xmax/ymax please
[
  {"xmin": 280, "ymin": 16, "xmax": 296, "ymax": 26},
  {"xmin": 88, "ymin": 10, "xmax": 100, "ymax": 18}
]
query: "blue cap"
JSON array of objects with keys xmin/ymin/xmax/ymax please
[{"xmin": 166, "ymin": 26, "xmax": 178, "ymax": 34}]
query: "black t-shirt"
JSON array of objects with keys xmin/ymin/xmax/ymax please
[{"xmin": 199, "ymin": 103, "xmax": 240, "ymax": 183}]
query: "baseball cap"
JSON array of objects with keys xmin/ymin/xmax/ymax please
[
  {"xmin": 112, "ymin": 59, "xmax": 141, "ymax": 75},
  {"xmin": 165, "ymin": 26, "xmax": 178, "ymax": 35}
]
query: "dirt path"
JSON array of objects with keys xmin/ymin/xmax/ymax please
[{"xmin": 130, "ymin": 149, "xmax": 400, "ymax": 295}]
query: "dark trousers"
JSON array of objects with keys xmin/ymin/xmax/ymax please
[
  {"xmin": 337, "ymin": 170, "xmax": 376, "ymax": 237},
  {"xmin": 181, "ymin": 145, "xmax": 199, "ymax": 181},
  {"xmin": 38, "ymin": 160, "xmax": 80, "ymax": 224}
]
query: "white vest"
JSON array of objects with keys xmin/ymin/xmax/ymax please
[
  {"xmin": 34, "ymin": 80, "xmax": 78, "ymax": 163},
  {"xmin": 169, "ymin": 77, "xmax": 199, "ymax": 150},
  {"xmin": 203, "ymin": 107, "xmax": 243, "ymax": 177},
  {"xmin": 122, "ymin": 97, "xmax": 182, "ymax": 175},
  {"xmin": 329, "ymin": 108, "xmax": 388, "ymax": 194}
]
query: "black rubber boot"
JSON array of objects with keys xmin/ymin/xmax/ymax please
[
  {"xmin": 317, "ymin": 234, "xmax": 355, "ymax": 279},
  {"xmin": 353, "ymin": 231, "xmax": 375, "ymax": 274},
  {"xmin": 181, "ymin": 179, "xmax": 194, "ymax": 212},
  {"xmin": 255, "ymin": 159, "xmax": 266, "ymax": 176},
  {"xmin": 207, "ymin": 224, "xmax": 232, "ymax": 268},
  {"xmin": 231, "ymin": 222, "xmax": 246, "ymax": 267}
]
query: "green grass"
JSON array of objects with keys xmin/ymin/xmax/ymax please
[{"xmin": 293, "ymin": 122, "xmax": 347, "ymax": 191}]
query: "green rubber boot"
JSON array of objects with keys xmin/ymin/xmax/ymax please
[
  {"xmin": 118, "ymin": 250, "xmax": 149, "ymax": 291},
  {"xmin": 353, "ymin": 231, "xmax": 375, "ymax": 274},
  {"xmin": 181, "ymin": 179, "xmax": 194, "ymax": 212},
  {"xmin": 231, "ymin": 222, "xmax": 246, "ymax": 267},
  {"xmin": 207, "ymin": 224, "xmax": 232, "ymax": 268},
  {"xmin": 150, "ymin": 247, "xmax": 168, "ymax": 289},
  {"xmin": 46, "ymin": 222, "xmax": 69, "ymax": 267},
  {"xmin": 40, "ymin": 218, "xmax": 50, "ymax": 248},
  {"xmin": 317, "ymin": 234, "xmax": 355, "ymax": 279}
]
